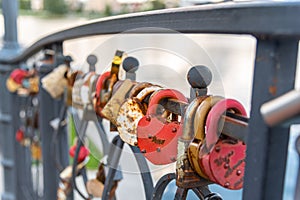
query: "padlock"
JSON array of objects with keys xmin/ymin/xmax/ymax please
[
  {"xmin": 199, "ymin": 99, "xmax": 247, "ymax": 190},
  {"xmin": 41, "ymin": 64, "xmax": 68, "ymax": 98},
  {"xmin": 137, "ymin": 89, "xmax": 188, "ymax": 165},
  {"xmin": 116, "ymin": 85, "xmax": 162, "ymax": 146},
  {"xmin": 69, "ymin": 144, "xmax": 90, "ymax": 163},
  {"xmin": 188, "ymin": 96, "xmax": 223, "ymax": 179},
  {"xmin": 86, "ymin": 179, "xmax": 104, "ymax": 198},
  {"xmin": 80, "ymin": 72, "xmax": 99, "ymax": 109},
  {"xmin": 100, "ymin": 79, "xmax": 137, "ymax": 123},
  {"xmin": 6, "ymin": 69, "xmax": 28, "ymax": 93},
  {"xmin": 176, "ymin": 96, "xmax": 211, "ymax": 188},
  {"xmin": 86, "ymin": 163, "xmax": 105, "ymax": 198},
  {"xmin": 94, "ymin": 71, "xmax": 111, "ymax": 116},
  {"xmin": 94, "ymin": 50, "xmax": 126, "ymax": 116},
  {"xmin": 65, "ymin": 70, "xmax": 82, "ymax": 106},
  {"xmin": 58, "ymin": 161, "xmax": 87, "ymax": 200},
  {"xmin": 31, "ymin": 141, "xmax": 42, "ymax": 161},
  {"xmin": 72, "ymin": 73, "xmax": 85, "ymax": 109},
  {"xmin": 15, "ymin": 128, "xmax": 30, "ymax": 147}
]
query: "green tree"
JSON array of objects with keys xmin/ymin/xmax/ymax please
[
  {"xmin": 44, "ymin": 0, "xmax": 67, "ymax": 15},
  {"xmin": 19, "ymin": 0, "xmax": 31, "ymax": 10},
  {"xmin": 151, "ymin": 0, "xmax": 166, "ymax": 10}
]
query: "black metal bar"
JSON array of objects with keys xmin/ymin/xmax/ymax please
[
  {"xmin": 294, "ymin": 135, "xmax": 300, "ymax": 199},
  {"xmin": 152, "ymin": 173, "xmax": 175, "ymax": 200},
  {"xmin": 243, "ymin": 39, "xmax": 298, "ymax": 200},
  {"xmin": 52, "ymin": 104, "xmax": 68, "ymax": 171},
  {"xmin": 94, "ymin": 119, "xmax": 110, "ymax": 156},
  {"xmin": 38, "ymin": 67, "xmax": 64, "ymax": 200},
  {"xmin": 71, "ymin": 119, "xmax": 89, "ymax": 199},
  {"xmin": 174, "ymin": 187, "xmax": 188, "ymax": 200},
  {"xmin": 1, "ymin": 2, "xmax": 300, "ymax": 64},
  {"xmin": 130, "ymin": 146, "xmax": 154, "ymax": 200},
  {"xmin": 102, "ymin": 136, "xmax": 124, "ymax": 200},
  {"xmin": 2, "ymin": 0, "xmax": 19, "ymax": 49},
  {"xmin": 161, "ymin": 99, "xmax": 248, "ymax": 142},
  {"xmin": 71, "ymin": 139, "xmax": 88, "ymax": 200}
]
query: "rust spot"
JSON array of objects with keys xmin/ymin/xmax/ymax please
[
  {"xmin": 152, "ymin": 136, "xmax": 165, "ymax": 145},
  {"xmin": 269, "ymin": 85, "xmax": 277, "ymax": 96}
]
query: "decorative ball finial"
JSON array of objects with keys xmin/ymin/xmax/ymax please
[
  {"xmin": 187, "ymin": 65, "xmax": 212, "ymax": 89},
  {"xmin": 86, "ymin": 54, "xmax": 98, "ymax": 66},
  {"xmin": 122, "ymin": 57, "xmax": 139, "ymax": 73}
]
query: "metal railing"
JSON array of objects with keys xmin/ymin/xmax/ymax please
[{"xmin": 1, "ymin": 1, "xmax": 300, "ymax": 200}]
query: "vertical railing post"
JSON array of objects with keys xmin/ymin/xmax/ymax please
[
  {"xmin": 243, "ymin": 38, "xmax": 298, "ymax": 200},
  {"xmin": 38, "ymin": 44, "xmax": 69, "ymax": 200},
  {"xmin": 0, "ymin": 0, "xmax": 20, "ymax": 200}
]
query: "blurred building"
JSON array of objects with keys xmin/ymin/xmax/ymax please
[{"xmin": 28, "ymin": 0, "xmax": 180, "ymax": 13}]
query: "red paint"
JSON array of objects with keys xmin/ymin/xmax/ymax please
[
  {"xmin": 137, "ymin": 89, "xmax": 188, "ymax": 165},
  {"xmin": 69, "ymin": 145, "xmax": 90, "ymax": 163},
  {"xmin": 15, "ymin": 129, "xmax": 24, "ymax": 142}
]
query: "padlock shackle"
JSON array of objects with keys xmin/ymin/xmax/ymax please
[
  {"xmin": 129, "ymin": 82, "xmax": 155, "ymax": 98},
  {"xmin": 94, "ymin": 71, "xmax": 111, "ymax": 116},
  {"xmin": 95, "ymin": 71, "xmax": 111, "ymax": 98},
  {"xmin": 202, "ymin": 99, "xmax": 247, "ymax": 155},
  {"xmin": 116, "ymin": 84, "xmax": 160, "ymax": 146},
  {"xmin": 135, "ymin": 86, "xmax": 162, "ymax": 102},
  {"xmin": 187, "ymin": 96, "xmax": 223, "ymax": 179},
  {"xmin": 181, "ymin": 97, "xmax": 207, "ymax": 141},
  {"xmin": 193, "ymin": 96, "xmax": 224, "ymax": 141},
  {"xmin": 147, "ymin": 89, "xmax": 188, "ymax": 116}
]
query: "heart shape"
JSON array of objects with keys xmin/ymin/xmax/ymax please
[
  {"xmin": 137, "ymin": 115, "xmax": 182, "ymax": 165},
  {"xmin": 208, "ymin": 140, "xmax": 246, "ymax": 190}
]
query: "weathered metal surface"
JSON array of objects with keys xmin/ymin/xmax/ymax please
[
  {"xmin": 261, "ymin": 89, "xmax": 300, "ymax": 126},
  {"xmin": 176, "ymin": 96, "xmax": 209, "ymax": 188},
  {"xmin": 2, "ymin": 2, "xmax": 300, "ymax": 65},
  {"xmin": 100, "ymin": 79, "xmax": 136, "ymax": 124},
  {"xmin": 188, "ymin": 96, "xmax": 222, "ymax": 179},
  {"xmin": 207, "ymin": 141, "xmax": 246, "ymax": 190},
  {"xmin": 117, "ymin": 86, "xmax": 161, "ymax": 146},
  {"xmin": 137, "ymin": 89, "xmax": 188, "ymax": 164},
  {"xmin": 202, "ymin": 98, "xmax": 247, "ymax": 155},
  {"xmin": 243, "ymin": 39, "xmax": 298, "ymax": 200}
]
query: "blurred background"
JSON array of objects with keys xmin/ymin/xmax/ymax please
[{"xmin": 0, "ymin": 0, "xmax": 300, "ymax": 199}]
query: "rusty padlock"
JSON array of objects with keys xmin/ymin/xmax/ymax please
[
  {"xmin": 64, "ymin": 70, "xmax": 82, "ymax": 106},
  {"xmin": 116, "ymin": 85, "xmax": 162, "ymax": 146},
  {"xmin": 176, "ymin": 96, "xmax": 212, "ymax": 188},
  {"xmin": 188, "ymin": 96, "xmax": 223, "ymax": 179},
  {"xmin": 72, "ymin": 73, "xmax": 85, "ymax": 109},
  {"xmin": 41, "ymin": 64, "xmax": 68, "ymax": 98},
  {"xmin": 80, "ymin": 72, "xmax": 99, "ymax": 110},
  {"xmin": 58, "ymin": 161, "xmax": 87, "ymax": 200},
  {"xmin": 100, "ymin": 79, "xmax": 137, "ymax": 124},
  {"xmin": 137, "ymin": 89, "xmax": 188, "ymax": 165},
  {"xmin": 199, "ymin": 98, "xmax": 247, "ymax": 190},
  {"xmin": 94, "ymin": 50, "xmax": 125, "ymax": 115},
  {"xmin": 6, "ymin": 69, "xmax": 28, "ymax": 93}
]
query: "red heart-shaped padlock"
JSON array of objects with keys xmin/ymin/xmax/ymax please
[
  {"xmin": 208, "ymin": 140, "xmax": 246, "ymax": 190},
  {"xmin": 137, "ymin": 89, "xmax": 188, "ymax": 165},
  {"xmin": 199, "ymin": 98, "xmax": 247, "ymax": 190}
]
